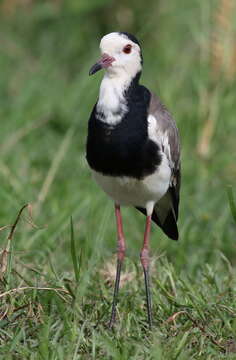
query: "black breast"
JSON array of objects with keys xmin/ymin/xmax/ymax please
[{"xmin": 86, "ymin": 85, "xmax": 162, "ymax": 179}]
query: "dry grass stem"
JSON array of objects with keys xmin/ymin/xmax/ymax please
[
  {"xmin": 0, "ymin": 286, "xmax": 70, "ymax": 299},
  {"xmin": 0, "ymin": 160, "xmax": 22, "ymax": 192},
  {"xmin": 166, "ymin": 311, "xmax": 187, "ymax": 323},
  {"xmin": 198, "ymin": 0, "xmax": 236, "ymax": 159},
  {"xmin": 197, "ymin": 89, "xmax": 220, "ymax": 159},
  {"xmin": 0, "ymin": 115, "xmax": 51, "ymax": 156},
  {"xmin": 100, "ymin": 257, "xmax": 135, "ymax": 288},
  {"xmin": 0, "ymin": 204, "xmax": 38, "ymax": 279},
  {"xmin": 36, "ymin": 127, "xmax": 74, "ymax": 213},
  {"xmin": 211, "ymin": 0, "xmax": 236, "ymax": 79}
]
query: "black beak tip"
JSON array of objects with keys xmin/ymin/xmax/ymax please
[
  {"xmin": 89, "ymin": 62, "xmax": 102, "ymax": 76},
  {"xmin": 89, "ymin": 69, "xmax": 94, "ymax": 76}
]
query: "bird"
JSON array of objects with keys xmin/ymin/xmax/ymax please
[{"xmin": 86, "ymin": 32, "xmax": 181, "ymax": 329}]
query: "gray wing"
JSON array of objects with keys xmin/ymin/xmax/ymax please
[{"xmin": 149, "ymin": 92, "xmax": 181, "ymax": 239}]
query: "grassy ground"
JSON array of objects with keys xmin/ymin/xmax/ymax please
[{"xmin": 0, "ymin": 0, "xmax": 236, "ymax": 358}]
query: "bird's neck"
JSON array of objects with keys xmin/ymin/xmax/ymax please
[{"xmin": 96, "ymin": 71, "xmax": 141, "ymax": 126}]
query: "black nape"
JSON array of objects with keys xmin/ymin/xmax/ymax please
[{"xmin": 119, "ymin": 32, "xmax": 143, "ymax": 64}]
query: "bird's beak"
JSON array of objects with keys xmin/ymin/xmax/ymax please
[{"xmin": 89, "ymin": 53, "xmax": 115, "ymax": 76}]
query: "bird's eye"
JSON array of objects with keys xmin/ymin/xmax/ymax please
[{"xmin": 123, "ymin": 44, "xmax": 132, "ymax": 54}]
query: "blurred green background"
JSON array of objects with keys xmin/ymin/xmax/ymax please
[
  {"xmin": 0, "ymin": 0, "xmax": 236, "ymax": 356},
  {"xmin": 1, "ymin": 0, "xmax": 235, "ymax": 268}
]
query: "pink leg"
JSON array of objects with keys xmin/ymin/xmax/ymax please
[
  {"xmin": 115, "ymin": 204, "xmax": 125, "ymax": 262},
  {"xmin": 140, "ymin": 215, "xmax": 152, "ymax": 270},
  {"xmin": 140, "ymin": 215, "xmax": 153, "ymax": 329},
  {"xmin": 109, "ymin": 204, "xmax": 126, "ymax": 328}
]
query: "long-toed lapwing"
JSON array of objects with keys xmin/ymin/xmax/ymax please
[{"xmin": 86, "ymin": 32, "xmax": 181, "ymax": 329}]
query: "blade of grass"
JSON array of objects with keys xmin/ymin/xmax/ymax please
[
  {"xmin": 173, "ymin": 331, "xmax": 190, "ymax": 360},
  {"xmin": 6, "ymin": 204, "xmax": 29, "ymax": 289},
  {"xmin": 226, "ymin": 185, "xmax": 236, "ymax": 224},
  {"xmin": 70, "ymin": 217, "xmax": 80, "ymax": 283}
]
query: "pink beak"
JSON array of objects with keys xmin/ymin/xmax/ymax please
[{"xmin": 89, "ymin": 53, "xmax": 115, "ymax": 75}]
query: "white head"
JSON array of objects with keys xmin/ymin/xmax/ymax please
[{"xmin": 89, "ymin": 32, "xmax": 142, "ymax": 80}]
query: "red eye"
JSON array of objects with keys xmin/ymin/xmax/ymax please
[{"xmin": 123, "ymin": 44, "xmax": 132, "ymax": 54}]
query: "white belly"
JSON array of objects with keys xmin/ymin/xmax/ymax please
[{"xmin": 92, "ymin": 154, "xmax": 171, "ymax": 208}]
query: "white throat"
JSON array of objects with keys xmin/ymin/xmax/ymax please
[{"xmin": 96, "ymin": 71, "xmax": 133, "ymax": 126}]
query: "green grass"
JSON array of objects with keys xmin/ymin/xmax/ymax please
[{"xmin": 0, "ymin": 0, "xmax": 236, "ymax": 358}]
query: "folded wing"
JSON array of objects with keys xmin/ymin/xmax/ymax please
[{"xmin": 137, "ymin": 93, "xmax": 181, "ymax": 240}]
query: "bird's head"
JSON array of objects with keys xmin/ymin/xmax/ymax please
[{"xmin": 89, "ymin": 32, "xmax": 142, "ymax": 80}]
